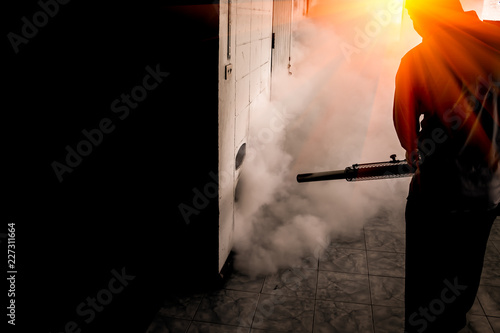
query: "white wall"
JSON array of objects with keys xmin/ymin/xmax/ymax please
[
  {"xmin": 218, "ymin": 0, "xmax": 274, "ymax": 272},
  {"xmin": 234, "ymin": 0, "xmax": 273, "ymax": 152}
]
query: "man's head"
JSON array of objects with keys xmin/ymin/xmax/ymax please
[{"xmin": 405, "ymin": 0, "xmax": 465, "ymax": 37}]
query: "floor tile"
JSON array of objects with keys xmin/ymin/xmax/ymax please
[
  {"xmin": 480, "ymin": 261, "xmax": 500, "ymax": 287},
  {"xmin": 329, "ymin": 231, "xmax": 366, "ymax": 250},
  {"xmin": 493, "ymin": 240, "xmax": 500, "ymax": 257},
  {"xmin": 492, "ymin": 229, "xmax": 500, "ymax": 241},
  {"xmin": 372, "ymin": 306, "xmax": 405, "ymax": 333},
  {"xmin": 158, "ymin": 294, "xmax": 204, "ymax": 320},
  {"xmin": 313, "ymin": 300, "xmax": 374, "ymax": 333},
  {"xmin": 457, "ymin": 315, "xmax": 494, "ymax": 333},
  {"xmin": 224, "ymin": 271, "xmax": 265, "ymax": 293},
  {"xmin": 188, "ymin": 322, "xmax": 250, "ymax": 333},
  {"xmin": 364, "ymin": 210, "xmax": 405, "ymax": 233},
  {"xmin": 369, "ymin": 276, "xmax": 405, "ymax": 307},
  {"xmin": 316, "ymin": 271, "xmax": 371, "ymax": 304},
  {"xmin": 365, "ymin": 230, "xmax": 405, "ymax": 253},
  {"xmin": 194, "ymin": 290, "xmax": 259, "ymax": 327},
  {"xmin": 299, "ymin": 254, "xmax": 320, "ymax": 270},
  {"xmin": 319, "ymin": 247, "xmax": 368, "ymax": 274},
  {"xmin": 488, "ymin": 316, "xmax": 500, "ymax": 333},
  {"xmin": 144, "ymin": 216, "xmax": 500, "ymax": 333},
  {"xmin": 262, "ymin": 268, "xmax": 318, "ymax": 299},
  {"xmin": 490, "ymin": 220, "xmax": 500, "ymax": 240},
  {"xmin": 251, "ymin": 294, "xmax": 314, "ymax": 332},
  {"xmin": 477, "ymin": 285, "xmax": 500, "ymax": 317},
  {"xmin": 367, "ymin": 251, "xmax": 405, "ymax": 278},
  {"xmin": 485, "ymin": 242, "xmax": 500, "ymax": 262},
  {"xmin": 145, "ymin": 316, "xmax": 191, "ymax": 333},
  {"xmin": 470, "ymin": 297, "xmax": 485, "ymax": 316}
]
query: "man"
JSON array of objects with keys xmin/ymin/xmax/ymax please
[{"xmin": 393, "ymin": 0, "xmax": 500, "ymax": 332}]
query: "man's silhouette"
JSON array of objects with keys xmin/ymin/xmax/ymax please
[{"xmin": 393, "ymin": 0, "xmax": 500, "ymax": 331}]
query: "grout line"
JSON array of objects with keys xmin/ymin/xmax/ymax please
[
  {"xmin": 261, "ymin": 274, "xmax": 271, "ymax": 295},
  {"xmin": 191, "ymin": 294, "xmax": 205, "ymax": 322},
  {"xmin": 485, "ymin": 316, "xmax": 497, "ymax": 333},
  {"xmin": 364, "ymin": 227, "xmax": 377, "ymax": 333},
  {"xmin": 365, "ymin": 249, "xmax": 406, "ymax": 254},
  {"xmin": 311, "ymin": 298, "xmax": 317, "ymax": 333},
  {"xmin": 185, "ymin": 320, "xmax": 192, "ymax": 333},
  {"xmin": 249, "ymin": 292, "xmax": 261, "ymax": 331},
  {"xmin": 311, "ymin": 256, "xmax": 321, "ymax": 333},
  {"xmin": 312, "ymin": 298, "xmax": 373, "ymax": 306},
  {"xmin": 476, "ymin": 293, "xmax": 488, "ymax": 317},
  {"xmin": 188, "ymin": 319, "xmax": 254, "ymax": 329}
]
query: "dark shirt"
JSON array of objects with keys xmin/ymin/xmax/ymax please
[{"xmin": 393, "ymin": 11, "xmax": 500, "ymax": 211}]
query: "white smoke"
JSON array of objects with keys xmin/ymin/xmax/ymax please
[{"xmin": 233, "ymin": 2, "xmax": 418, "ymax": 276}]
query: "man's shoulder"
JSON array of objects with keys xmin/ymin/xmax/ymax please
[
  {"xmin": 402, "ymin": 43, "xmax": 425, "ymax": 62},
  {"xmin": 398, "ymin": 44, "xmax": 425, "ymax": 75}
]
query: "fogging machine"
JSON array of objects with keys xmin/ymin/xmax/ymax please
[{"xmin": 297, "ymin": 154, "xmax": 416, "ymax": 183}]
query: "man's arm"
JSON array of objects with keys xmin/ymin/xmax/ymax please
[{"xmin": 393, "ymin": 56, "xmax": 421, "ymax": 166}]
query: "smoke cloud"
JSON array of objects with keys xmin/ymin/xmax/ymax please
[{"xmin": 233, "ymin": 1, "xmax": 421, "ymax": 276}]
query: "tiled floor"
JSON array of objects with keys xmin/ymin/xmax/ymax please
[{"xmin": 146, "ymin": 216, "xmax": 500, "ymax": 333}]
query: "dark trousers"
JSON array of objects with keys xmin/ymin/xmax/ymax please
[{"xmin": 404, "ymin": 198, "xmax": 495, "ymax": 333}]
